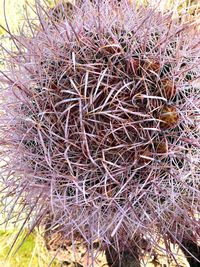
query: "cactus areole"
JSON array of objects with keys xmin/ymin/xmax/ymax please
[{"xmin": 0, "ymin": 0, "xmax": 200, "ymax": 263}]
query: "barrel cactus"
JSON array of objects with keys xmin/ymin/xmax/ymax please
[{"xmin": 0, "ymin": 0, "xmax": 200, "ymax": 266}]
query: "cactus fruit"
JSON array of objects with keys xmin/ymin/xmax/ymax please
[{"xmin": 0, "ymin": 0, "xmax": 200, "ymax": 265}]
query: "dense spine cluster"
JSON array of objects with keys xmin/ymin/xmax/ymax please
[{"xmin": 0, "ymin": 0, "xmax": 200, "ymax": 265}]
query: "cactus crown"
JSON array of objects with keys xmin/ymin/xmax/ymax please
[{"xmin": 0, "ymin": 0, "xmax": 200, "ymax": 262}]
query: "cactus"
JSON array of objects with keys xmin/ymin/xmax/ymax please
[{"xmin": 0, "ymin": 0, "xmax": 200, "ymax": 265}]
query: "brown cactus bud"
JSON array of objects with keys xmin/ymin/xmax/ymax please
[
  {"xmin": 153, "ymin": 139, "xmax": 168, "ymax": 154},
  {"xmin": 143, "ymin": 58, "xmax": 160, "ymax": 74},
  {"xmin": 159, "ymin": 105, "xmax": 179, "ymax": 130},
  {"xmin": 161, "ymin": 78, "xmax": 176, "ymax": 99}
]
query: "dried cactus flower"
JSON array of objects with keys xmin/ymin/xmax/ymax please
[
  {"xmin": 159, "ymin": 104, "xmax": 179, "ymax": 129},
  {"xmin": 0, "ymin": 0, "xmax": 200, "ymax": 265}
]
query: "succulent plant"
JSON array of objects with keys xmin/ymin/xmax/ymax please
[{"xmin": 0, "ymin": 0, "xmax": 200, "ymax": 266}]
